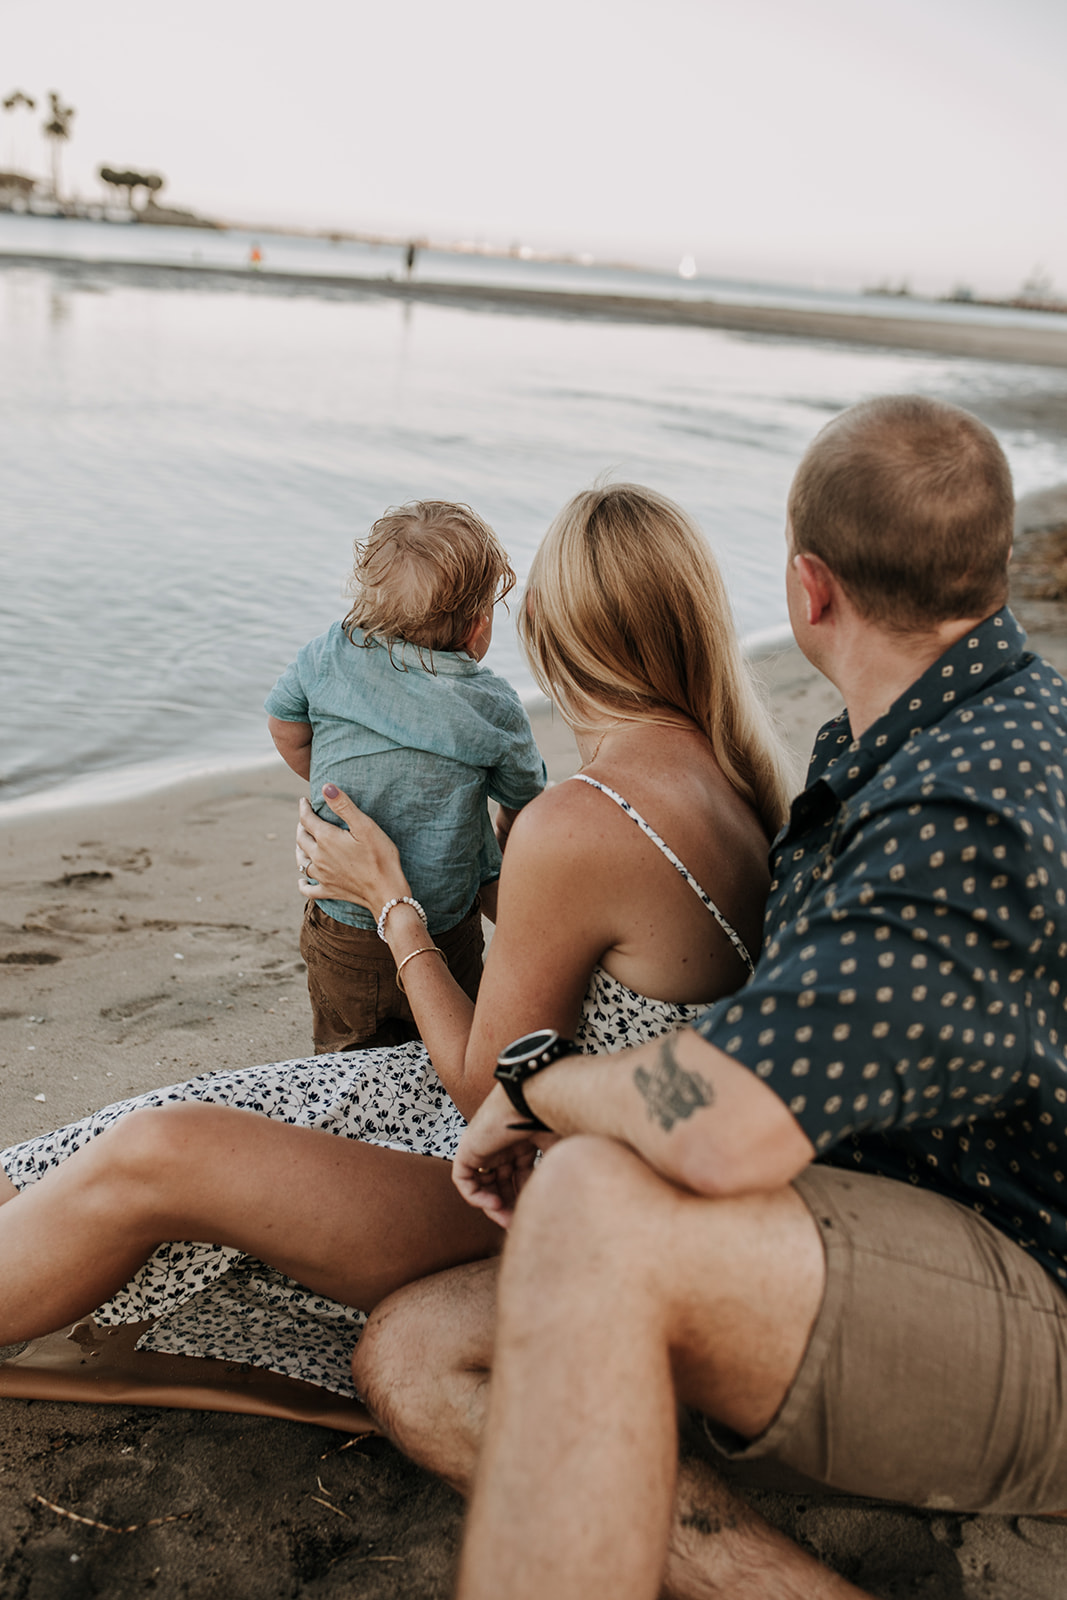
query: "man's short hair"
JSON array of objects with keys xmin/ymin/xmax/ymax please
[{"xmin": 788, "ymin": 396, "xmax": 1014, "ymax": 630}]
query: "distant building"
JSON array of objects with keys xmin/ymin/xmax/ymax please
[{"xmin": 0, "ymin": 171, "xmax": 36, "ymax": 209}]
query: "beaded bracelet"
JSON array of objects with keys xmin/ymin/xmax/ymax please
[
  {"xmin": 377, "ymin": 896, "xmax": 428, "ymax": 942},
  {"xmin": 395, "ymin": 945, "xmax": 448, "ymax": 993}
]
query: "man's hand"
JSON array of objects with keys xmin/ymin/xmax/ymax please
[{"xmin": 453, "ymin": 1083, "xmax": 547, "ymax": 1228}]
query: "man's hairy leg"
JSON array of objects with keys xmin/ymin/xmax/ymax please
[
  {"xmin": 353, "ymin": 1256, "xmax": 498, "ymax": 1492},
  {"xmin": 360, "ymin": 1137, "xmax": 870, "ymax": 1599}
]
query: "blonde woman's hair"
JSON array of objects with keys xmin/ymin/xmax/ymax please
[
  {"xmin": 519, "ymin": 483, "xmax": 791, "ymax": 839},
  {"xmin": 344, "ymin": 501, "xmax": 515, "ymax": 655}
]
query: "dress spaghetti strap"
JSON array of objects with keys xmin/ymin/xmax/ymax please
[{"xmin": 569, "ymin": 774, "xmax": 755, "ymax": 976}]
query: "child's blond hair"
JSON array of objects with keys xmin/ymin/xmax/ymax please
[{"xmin": 344, "ymin": 501, "xmax": 515, "ymax": 656}]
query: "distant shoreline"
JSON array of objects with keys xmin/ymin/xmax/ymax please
[{"xmin": 4, "ymin": 247, "xmax": 1067, "ymax": 367}]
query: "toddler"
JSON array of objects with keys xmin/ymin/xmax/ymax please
[{"xmin": 266, "ymin": 501, "xmax": 546, "ymax": 1052}]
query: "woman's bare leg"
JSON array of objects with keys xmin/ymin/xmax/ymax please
[{"xmin": 0, "ymin": 1104, "xmax": 500, "ymax": 1345}]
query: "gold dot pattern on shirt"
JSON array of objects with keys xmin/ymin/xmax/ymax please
[{"xmin": 699, "ymin": 610, "xmax": 1067, "ymax": 1285}]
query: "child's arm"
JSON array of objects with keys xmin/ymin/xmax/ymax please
[
  {"xmin": 268, "ymin": 716, "xmax": 314, "ymax": 781},
  {"xmin": 478, "ymin": 878, "xmax": 499, "ymax": 924},
  {"xmin": 480, "ymin": 800, "xmax": 528, "ymax": 920},
  {"xmin": 494, "ymin": 803, "xmax": 522, "ymax": 851}
]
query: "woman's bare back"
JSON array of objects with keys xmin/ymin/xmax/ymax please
[{"xmin": 480, "ymin": 720, "xmax": 770, "ymax": 1045}]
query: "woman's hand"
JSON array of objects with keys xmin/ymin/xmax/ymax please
[
  {"xmin": 452, "ymin": 1083, "xmax": 551, "ymax": 1228},
  {"xmin": 296, "ymin": 784, "xmax": 410, "ymax": 914}
]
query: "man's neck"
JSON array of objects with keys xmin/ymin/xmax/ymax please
[{"xmin": 828, "ymin": 613, "xmax": 991, "ymax": 740}]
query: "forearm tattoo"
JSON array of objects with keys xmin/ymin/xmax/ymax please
[{"xmin": 633, "ymin": 1037, "xmax": 715, "ymax": 1132}]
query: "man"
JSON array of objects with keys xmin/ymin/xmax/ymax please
[{"xmin": 353, "ymin": 396, "xmax": 1067, "ymax": 1598}]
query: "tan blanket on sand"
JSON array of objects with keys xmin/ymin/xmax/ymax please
[{"xmin": 0, "ymin": 1319, "xmax": 377, "ymax": 1434}]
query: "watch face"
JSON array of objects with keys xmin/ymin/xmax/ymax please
[{"xmin": 498, "ymin": 1028, "xmax": 558, "ymax": 1065}]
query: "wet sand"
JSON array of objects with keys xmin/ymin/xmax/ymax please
[{"xmin": 2, "ymin": 493, "xmax": 1067, "ymax": 1596}]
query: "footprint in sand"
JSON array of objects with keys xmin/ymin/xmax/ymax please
[
  {"xmin": 99, "ymin": 994, "xmax": 169, "ymax": 1022},
  {"xmin": 24, "ymin": 907, "xmax": 131, "ymax": 937},
  {"xmin": 59, "ymin": 845, "xmax": 152, "ymax": 876},
  {"xmin": 48, "ymin": 869, "xmax": 114, "ymax": 889},
  {"xmin": 105, "ymin": 847, "xmax": 151, "ymax": 874}
]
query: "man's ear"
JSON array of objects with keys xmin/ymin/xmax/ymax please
[{"xmin": 793, "ymin": 551, "xmax": 836, "ymax": 627}]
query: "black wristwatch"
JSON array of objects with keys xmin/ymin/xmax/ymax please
[{"xmin": 494, "ymin": 1029, "xmax": 577, "ymax": 1133}]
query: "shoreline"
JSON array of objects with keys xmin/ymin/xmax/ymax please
[
  {"xmin": 4, "ymin": 248, "xmax": 1067, "ymax": 366},
  {"xmin": 0, "ymin": 628, "xmax": 798, "ymax": 824}
]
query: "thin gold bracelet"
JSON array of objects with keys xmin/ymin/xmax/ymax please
[{"xmin": 395, "ymin": 945, "xmax": 449, "ymax": 993}]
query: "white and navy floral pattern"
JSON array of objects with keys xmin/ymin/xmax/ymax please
[
  {"xmin": 2, "ymin": 793, "xmax": 728, "ymax": 1396},
  {"xmin": 3, "ymin": 1043, "xmax": 462, "ymax": 1394}
]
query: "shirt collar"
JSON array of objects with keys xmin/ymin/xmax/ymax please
[
  {"xmin": 809, "ymin": 607, "xmax": 1028, "ymax": 801},
  {"xmin": 353, "ymin": 627, "xmax": 481, "ymax": 677}
]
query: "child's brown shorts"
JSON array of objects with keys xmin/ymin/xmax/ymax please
[
  {"xmin": 299, "ymin": 897, "xmax": 486, "ymax": 1053},
  {"xmin": 703, "ymin": 1162, "xmax": 1067, "ymax": 1515}
]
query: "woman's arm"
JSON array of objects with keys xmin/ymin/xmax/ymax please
[
  {"xmin": 297, "ymin": 782, "xmax": 615, "ymax": 1118},
  {"xmin": 297, "ymin": 788, "xmax": 482, "ymax": 1114}
]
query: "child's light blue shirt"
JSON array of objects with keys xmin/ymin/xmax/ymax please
[{"xmin": 265, "ymin": 623, "xmax": 547, "ymax": 933}]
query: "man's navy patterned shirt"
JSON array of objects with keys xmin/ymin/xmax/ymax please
[{"xmin": 697, "ymin": 609, "xmax": 1067, "ymax": 1285}]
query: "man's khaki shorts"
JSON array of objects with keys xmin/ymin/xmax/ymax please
[{"xmin": 706, "ymin": 1163, "xmax": 1067, "ymax": 1515}]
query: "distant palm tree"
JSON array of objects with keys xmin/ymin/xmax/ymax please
[
  {"xmin": 2, "ymin": 89, "xmax": 36, "ymax": 176},
  {"xmin": 42, "ymin": 91, "xmax": 75, "ymax": 202}
]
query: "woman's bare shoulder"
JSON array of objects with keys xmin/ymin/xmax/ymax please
[{"xmin": 505, "ymin": 777, "xmax": 633, "ymax": 858}]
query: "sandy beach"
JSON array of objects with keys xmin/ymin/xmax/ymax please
[{"xmin": 3, "ymin": 485, "xmax": 1067, "ymax": 1596}]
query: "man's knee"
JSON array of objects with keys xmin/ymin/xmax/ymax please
[
  {"xmin": 504, "ymin": 1135, "xmax": 677, "ymax": 1294},
  {"xmin": 505, "ymin": 1139, "xmax": 821, "ymax": 1343},
  {"xmin": 352, "ymin": 1259, "xmax": 499, "ymax": 1435},
  {"xmin": 523, "ymin": 1132, "xmax": 654, "ymax": 1215},
  {"xmin": 351, "ymin": 1286, "xmax": 430, "ymax": 1423}
]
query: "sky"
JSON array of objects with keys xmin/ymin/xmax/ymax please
[{"xmin": 3, "ymin": 0, "xmax": 1065, "ymax": 297}]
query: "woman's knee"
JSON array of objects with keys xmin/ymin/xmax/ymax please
[{"xmin": 93, "ymin": 1103, "xmax": 221, "ymax": 1193}]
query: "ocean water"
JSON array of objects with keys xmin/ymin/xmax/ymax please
[{"xmin": 2, "ymin": 218, "xmax": 1067, "ymax": 814}]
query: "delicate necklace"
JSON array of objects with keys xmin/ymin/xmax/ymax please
[{"xmin": 582, "ymin": 726, "xmax": 616, "ymax": 769}]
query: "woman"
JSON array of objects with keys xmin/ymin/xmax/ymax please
[{"xmin": 0, "ymin": 485, "xmax": 789, "ymax": 1401}]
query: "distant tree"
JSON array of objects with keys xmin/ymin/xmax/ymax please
[
  {"xmin": 42, "ymin": 91, "xmax": 75, "ymax": 201},
  {"xmin": 99, "ymin": 166, "xmax": 165, "ymax": 212},
  {"xmin": 2, "ymin": 89, "xmax": 36, "ymax": 177},
  {"xmin": 99, "ymin": 166, "xmax": 132, "ymax": 208}
]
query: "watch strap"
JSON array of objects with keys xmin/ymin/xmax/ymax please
[{"xmin": 494, "ymin": 1034, "xmax": 577, "ymax": 1133}]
